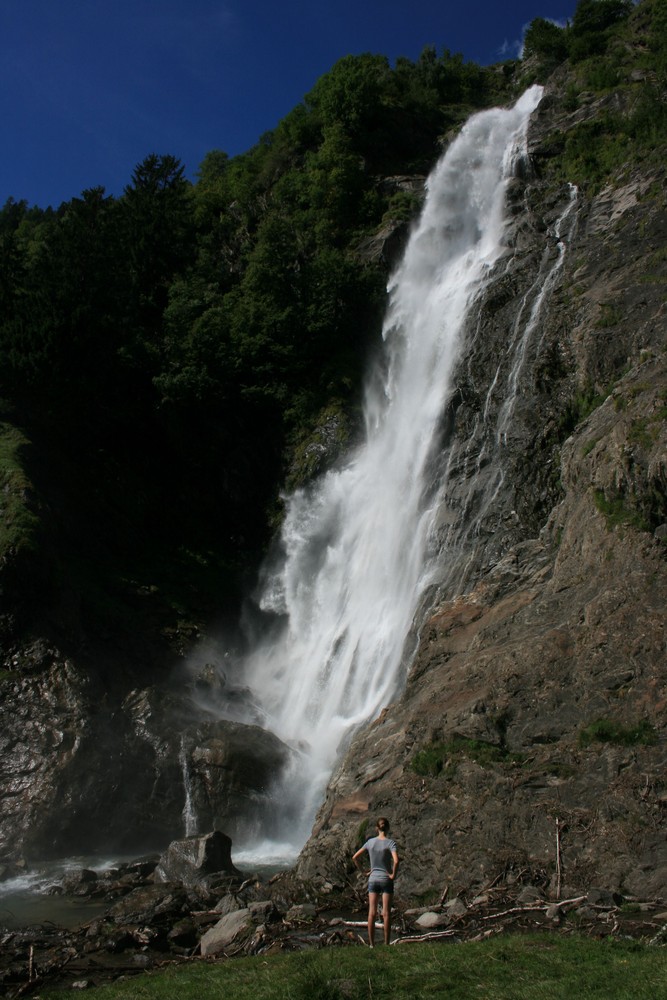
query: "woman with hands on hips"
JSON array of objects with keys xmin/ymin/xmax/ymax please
[{"xmin": 352, "ymin": 816, "xmax": 399, "ymax": 947}]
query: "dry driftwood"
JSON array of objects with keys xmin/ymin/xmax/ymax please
[
  {"xmin": 393, "ymin": 928, "xmax": 458, "ymax": 945},
  {"xmin": 481, "ymin": 896, "xmax": 587, "ymax": 922}
]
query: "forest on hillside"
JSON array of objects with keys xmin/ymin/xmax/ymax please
[{"xmin": 0, "ymin": 0, "xmax": 665, "ymax": 647}]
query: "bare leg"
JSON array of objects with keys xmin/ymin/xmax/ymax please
[
  {"xmin": 382, "ymin": 891, "xmax": 392, "ymax": 945},
  {"xmin": 367, "ymin": 892, "xmax": 379, "ymax": 948}
]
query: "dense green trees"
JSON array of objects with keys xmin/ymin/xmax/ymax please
[
  {"xmin": 523, "ymin": 18, "xmax": 570, "ymax": 62},
  {"xmin": 523, "ymin": 0, "xmax": 634, "ymax": 65},
  {"xmin": 525, "ymin": 0, "xmax": 667, "ymax": 192},
  {"xmin": 0, "ymin": 44, "xmax": 509, "ymax": 615},
  {"xmin": 6, "ymin": 2, "xmax": 663, "ymax": 627}
]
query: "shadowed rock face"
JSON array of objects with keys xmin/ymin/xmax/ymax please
[
  {"xmin": 294, "ymin": 80, "xmax": 667, "ymax": 901},
  {"xmin": 0, "ymin": 668, "xmax": 293, "ymax": 863}
]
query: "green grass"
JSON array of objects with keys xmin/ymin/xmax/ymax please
[{"xmin": 41, "ymin": 934, "xmax": 667, "ymax": 1000}]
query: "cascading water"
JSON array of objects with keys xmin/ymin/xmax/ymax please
[
  {"xmin": 179, "ymin": 736, "xmax": 198, "ymax": 838},
  {"xmin": 231, "ymin": 86, "xmax": 548, "ymax": 851}
]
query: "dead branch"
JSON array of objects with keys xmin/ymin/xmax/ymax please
[
  {"xmin": 481, "ymin": 896, "xmax": 587, "ymax": 922},
  {"xmin": 343, "ymin": 920, "xmax": 386, "ymax": 928},
  {"xmin": 481, "ymin": 904, "xmax": 545, "ymax": 921},
  {"xmin": 393, "ymin": 929, "xmax": 458, "ymax": 945},
  {"xmin": 555, "ymin": 819, "xmax": 561, "ymax": 900}
]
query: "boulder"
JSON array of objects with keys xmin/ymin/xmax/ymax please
[
  {"xmin": 167, "ymin": 918, "xmax": 198, "ymax": 948},
  {"xmin": 106, "ymin": 884, "xmax": 188, "ymax": 925},
  {"xmin": 249, "ymin": 900, "xmax": 278, "ymax": 922},
  {"xmin": 184, "ymin": 720, "xmax": 295, "ymax": 839},
  {"xmin": 444, "ymin": 897, "xmax": 468, "ymax": 917},
  {"xmin": 62, "ymin": 868, "xmax": 98, "ymax": 895},
  {"xmin": 286, "ymin": 902, "xmax": 317, "ymax": 923},
  {"xmin": 415, "ymin": 911, "xmax": 450, "ymax": 929},
  {"xmin": 154, "ymin": 831, "xmax": 241, "ymax": 886},
  {"xmin": 214, "ymin": 892, "xmax": 244, "ymax": 915},
  {"xmin": 587, "ymin": 887, "xmax": 620, "ymax": 907},
  {"xmin": 199, "ymin": 908, "xmax": 254, "ymax": 957}
]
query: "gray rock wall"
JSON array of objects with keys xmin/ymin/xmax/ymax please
[{"xmin": 0, "ymin": 658, "xmax": 293, "ymax": 863}]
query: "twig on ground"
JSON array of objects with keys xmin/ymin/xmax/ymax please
[{"xmin": 393, "ymin": 929, "xmax": 458, "ymax": 945}]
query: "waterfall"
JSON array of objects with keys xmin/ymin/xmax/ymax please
[
  {"xmin": 179, "ymin": 737, "xmax": 198, "ymax": 838},
  {"xmin": 229, "ymin": 86, "xmax": 546, "ymax": 850}
]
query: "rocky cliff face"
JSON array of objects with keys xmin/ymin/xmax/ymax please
[
  {"xmin": 0, "ymin": 641, "xmax": 293, "ymax": 864},
  {"xmin": 294, "ymin": 75, "xmax": 667, "ymax": 901}
]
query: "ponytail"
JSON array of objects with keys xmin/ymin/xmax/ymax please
[{"xmin": 376, "ymin": 816, "xmax": 390, "ymax": 834}]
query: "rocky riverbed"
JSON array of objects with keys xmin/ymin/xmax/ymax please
[{"xmin": 2, "ymin": 831, "xmax": 666, "ymax": 998}]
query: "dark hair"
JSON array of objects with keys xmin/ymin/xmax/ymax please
[{"xmin": 376, "ymin": 816, "xmax": 390, "ymax": 833}]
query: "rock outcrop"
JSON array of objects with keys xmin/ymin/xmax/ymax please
[{"xmin": 0, "ymin": 663, "xmax": 294, "ymax": 863}]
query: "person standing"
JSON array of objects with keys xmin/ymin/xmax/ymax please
[{"xmin": 352, "ymin": 816, "xmax": 399, "ymax": 947}]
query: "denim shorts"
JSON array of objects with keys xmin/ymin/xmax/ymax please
[{"xmin": 368, "ymin": 879, "xmax": 394, "ymax": 895}]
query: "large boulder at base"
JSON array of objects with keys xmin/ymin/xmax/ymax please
[
  {"xmin": 154, "ymin": 830, "xmax": 241, "ymax": 886},
  {"xmin": 199, "ymin": 908, "xmax": 254, "ymax": 957},
  {"xmin": 183, "ymin": 719, "xmax": 297, "ymax": 840}
]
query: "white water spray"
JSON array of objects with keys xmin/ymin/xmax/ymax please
[{"xmin": 235, "ymin": 87, "xmax": 546, "ymax": 848}]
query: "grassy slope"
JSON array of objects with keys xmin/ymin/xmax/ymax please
[{"xmin": 41, "ymin": 935, "xmax": 667, "ymax": 1000}]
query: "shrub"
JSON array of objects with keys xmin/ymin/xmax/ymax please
[
  {"xmin": 411, "ymin": 737, "xmax": 523, "ymax": 776},
  {"xmin": 579, "ymin": 718, "xmax": 658, "ymax": 747},
  {"xmin": 593, "ymin": 489, "xmax": 651, "ymax": 532},
  {"xmin": 0, "ymin": 422, "xmax": 40, "ymax": 559}
]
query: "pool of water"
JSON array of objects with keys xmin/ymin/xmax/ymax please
[
  {"xmin": 0, "ymin": 844, "xmax": 296, "ymax": 930},
  {"xmin": 0, "ymin": 857, "xmax": 131, "ymax": 930}
]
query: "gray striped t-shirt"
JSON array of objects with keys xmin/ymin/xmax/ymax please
[{"xmin": 363, "ymin": 836, "xmax": 397, "ymax": 881}]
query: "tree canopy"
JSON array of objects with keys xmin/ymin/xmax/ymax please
[{"xmin": 1, "ymin": 0, "xmax": 661, "ymax": 619}]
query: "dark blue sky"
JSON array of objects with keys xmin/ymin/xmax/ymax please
[{"xmin": 1, "ymin": 0, "xmax": 578, "ymax": 209}]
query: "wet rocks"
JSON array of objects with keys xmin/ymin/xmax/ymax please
[
  {"xmin": 0, "ymin": 655, "xmax": 91, "ymax": 863},
  {"xmin": 0, "ymin": 667, "xmax": 296, "ymax": 862},
  {"xmin": 1, "ymin": 843, "xmax": 665, "ymax": 999}
]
